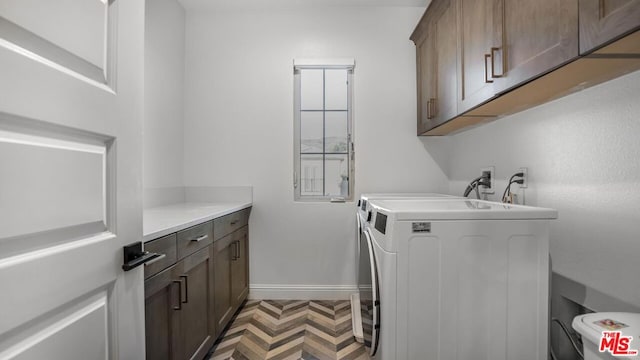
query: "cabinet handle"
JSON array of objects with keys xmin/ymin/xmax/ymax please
[
  {"xmin": 490, "ymin": 47, "xmax": 503, "ymax": 78},
  {"xmin": 230, "ymin": 220, "xmax": 239, "ymax": 226},
  {"xmin": 426, "ymin": 98, "xmax": 436, "ymax": 120},
  {"xmin": 484, "ymin": 54, "xmax": 494, "ymax": 83},
  {"xmin": 172, "ymin": 280, "xmax": 182, "ymax": 310},
  {"xmin": 431, "ymin": 98, "xmax": 437, "ymax": 118},
  {"xmin": 144, "ymin": 253, "xmax": 166, "ymax": 266},
  {"xmin": 180, "ymin": 275, "xmax": 189, "ymax": 304},
  {"xmin": 235, "ymin": 240, "xmax": 241, "ymax": 260},
  {"xmin": 191, "ymin": 234, "xmax": 208, "ymax": 242},
  {"xmin": 599, "ymin": 0, "xmax": 605, "ymax": 18},
  {"xmin": 231, "ymin": 242, "xmax": 237, "ymax": 261}
]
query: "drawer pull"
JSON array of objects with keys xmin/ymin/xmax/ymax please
[
  {"xmin": 144, "ymin": 253, "xmax": 166, "ymax": 266},
  {"xmin": 192, "ymin": 234, "xmax": 208, "ymax": 242},
  {"xmin": 230, "ymin": 220, "xmax": 239, "ymax": 226}
]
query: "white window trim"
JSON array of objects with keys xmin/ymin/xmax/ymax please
[{"xmin": 293, "ymin": 60, "xmax": 355, "ymax": 202}]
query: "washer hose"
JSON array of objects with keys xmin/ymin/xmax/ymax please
[{"xmin": 551, "ymin": 317, "xmax": 584, "ymax": 359}]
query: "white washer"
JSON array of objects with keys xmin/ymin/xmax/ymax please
[
  {"xmin": 353, "ymin": 193, "xmax": 458, "ymax": 349},
  {"xmin": 365, "ymin": 198, "xmax": 557, "ymax": 360}
]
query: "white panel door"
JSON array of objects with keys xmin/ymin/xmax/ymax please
[{"xmin": 0, "ymin": 0, "xmax": 145, "ymax": 359}]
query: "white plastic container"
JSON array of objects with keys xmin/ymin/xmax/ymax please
[{"xmin": 572, "ymin": 312, "xmax": 640, "ymax": 359}]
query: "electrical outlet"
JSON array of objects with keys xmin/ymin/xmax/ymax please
[
  {"xmin": 518, "ymin": 167, "xmax": 528, "ymax": 188},
  {"xmin": 480, "ymin": 166, "xmax": 495, "ymax": 194}
]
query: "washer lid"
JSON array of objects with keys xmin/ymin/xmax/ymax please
[
  {"xmin": 369, "ymin": 199, "xmax": 557, "ymax": 220},
  {"xmin": 360, "ymin": 193, "xmax": 457, "ymax": 200},
  {"xmin": 573, "ymin": 312, "xmax": 640, "ymax": 348}
]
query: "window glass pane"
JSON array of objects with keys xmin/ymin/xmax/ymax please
[
  {"xmin": 325, "ymin": 69, "xmax": 348, "ymax": 110},
  {"xmin": 300, "ymin": 69, "xmax": 324, "ymax": 110},
  {"xmin": 300, "ymin": 111, "xmax": 323, "ymax": 153},
  {"xmin": 325, "ymin": 111, "xmax": 348, "ymax": 153},
  {"xmin": 295, "ymin": 65, "xmax": 352, "ymax": 200},
  {"xmin": 301, "ymin": 154, "xmax": 324, "ymax": 196},
  {"xmin": 324, "ymin": 154, "xmax": 349, "ymax": 197}
]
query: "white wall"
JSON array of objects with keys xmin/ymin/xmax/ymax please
[
  {"xmin": 446, "ymin": 70, "xmax": 640, "ymax": 308},
  {"xmin": 183, "ymin": 6, "xmax": 448, "ymax": 294},
  {"xmin": 143, "ymin": 0, "xmax": 185, "ymax": 197}
]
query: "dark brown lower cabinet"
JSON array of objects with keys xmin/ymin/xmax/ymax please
[
  {"xmin": 145, "ymin": 247, "xmax": 214, "ymax": 360},
  {"xmin": 212, "ymin": 234, "xmax": 233, "ymax": 335},
  {"xmin": 212, "ymin": 226, "xmax": 249, "ymax": 337},
  {"xmin": 145, "ymin": 266, "xmax": 181, "ymax": 360},
  {"xmin": 231, "ymin": 229, "xmax": 249, "ymax": 305}
]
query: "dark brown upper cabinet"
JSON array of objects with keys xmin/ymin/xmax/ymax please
[
  {"xmin": 412, "ymin": 0, "xmax": 458, "ymax": 133},
  {"xmin": 457, "ymin": 0, "xmax": 499, "ymax": 113},
  {"xmin": 415, "ymin": 28, "xmax": 436, "ymax": 134},
  {"xmin": 579, "ymin": 0, "xmax": 640, "ymax": 54},
  {"xmin": 412, "ymin": 0, "xmax": 640, "ymax": 135},
  {"xmin": 492, "ymin": 0, "xmax": 579, "ymax": 93},
  {"xmin": 457, "ymin": 0, "xmax": 578, "ymax": 110}
]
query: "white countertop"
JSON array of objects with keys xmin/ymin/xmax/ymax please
[{"xmin": 143, "ymin": 201, "xmax": 252, "ymax": 242}]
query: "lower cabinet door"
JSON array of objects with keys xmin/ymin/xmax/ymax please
[
  {"xmin": 145, "ymin": 247, "xmax": 214, "ymax": 360},
  {"xmin": 145, "ymin": 266, "xmax": 182, "ymax": 360},
  {"xmin": 177, "ymin": 247, "xmax": 214, "ymax": 360},
  {"xmin": 213, "ymin": 233, "xmax": 234, "ymax": 336},
  {"xmin": 231, "ymin": 227, "xmax": 249, "ymax": 306}
]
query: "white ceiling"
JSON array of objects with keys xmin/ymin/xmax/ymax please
[{"xmin": 179, "ymin": 0, "xmax": 429, "ymax": 10}]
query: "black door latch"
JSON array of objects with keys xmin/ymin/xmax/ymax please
[{"xmin": 122, "ymin": 241, "xmax": 162, "ymax": 271}]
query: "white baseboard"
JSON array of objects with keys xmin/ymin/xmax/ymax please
[{"xmin": 249, "ymin": 284, "xmax": 358, "ymax": 300}]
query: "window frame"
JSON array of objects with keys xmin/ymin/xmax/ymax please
[{"xmin": 293, "ymin": 60, "xmax": 355, "ymax": 202}]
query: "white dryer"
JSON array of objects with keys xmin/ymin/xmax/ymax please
[
  {"xmin": 357, "ymin": 193, "xmax": 457, "ymax": 231},
  {"xmin": 353, "ymin": 193, "xmax": 457, "ymax": 353},
  {"xmin": 356, "ymin": 193, "xmax": 458, "ymax": 265},
  {"xmin": 364, "ymin": 198, "xmax": 557, "ymax": 360},
  {"xmin": 356, "ymin": 193, "xmax": 458, "ymax": 280}
]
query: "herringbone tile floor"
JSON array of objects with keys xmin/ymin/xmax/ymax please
[{"xmin": 207, "ymin": 300, "xmax": 369, "ymax": 360}]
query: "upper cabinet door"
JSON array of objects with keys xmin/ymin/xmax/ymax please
[
  {"xmin": 493, "ymin": 0, "xmax": 579, "ymax": 93},
  {"xmin": 411, "ymin": 0, "xmax": 458, "ymax": 134},
  {"xmin": 457, "ymin": 0, "xmax": 498, "ymax": 113},
  {"xmin": 579, "ymin": 0, "xmax": 640, "ymax": 54},
  {"xmin": 415, "ymin": 30, "xmax": 436, "ymax": 134},
  {"xmin": 433, "ymin": 0, "xmax": 459, "ymax": 127}
]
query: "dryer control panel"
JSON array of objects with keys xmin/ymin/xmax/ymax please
[{"xmin": 375, "ymin": 213, "xmax": 388, "ymax": 234}]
